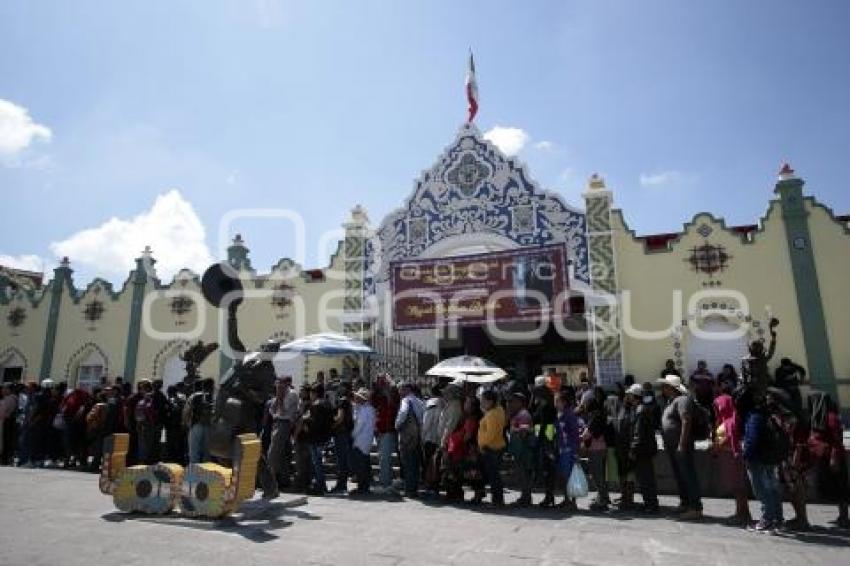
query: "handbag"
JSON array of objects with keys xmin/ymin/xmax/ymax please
[{"xmin": 567, "ymin": 462, "xmax": 589, "ymax": 498}]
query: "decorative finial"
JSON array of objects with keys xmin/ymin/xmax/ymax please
[
  {"xmin": 60, "ymin": 256, "xmax": 70, "ymax": 268},
  {"xmin": 778, "ymin": 162, "xmax": 797, "ymax": 181},
  {"xmin": 588, "ymin": 173, "xmax": 606, "ymax": 190},
  {"xmin": 141, "ymin": 245, "xmax": 153, "ymax": 258},
  {"xmin": 232, "ymin": 233, "xmax": 245, "ymax": 246},
  {"xmin": 350, "ymin": 204, "xmax": 370, "ymax": 225}
]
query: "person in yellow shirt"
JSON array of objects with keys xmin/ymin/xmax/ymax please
[{"xmin": 476, "ymin": 390, "xmax": 506, "ymax": 506}]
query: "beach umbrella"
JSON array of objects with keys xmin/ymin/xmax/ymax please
[
  {"xmin": 277, "ymin": 333, "xmax": 375, "ymax": 356},
  {"xmin": 426, "ymin": 355, "xmax": 507, "ymax": 383}
]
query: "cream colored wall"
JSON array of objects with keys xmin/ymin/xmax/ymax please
[
  {"xmin": 612, "ymin": 200, "xmax": 807, "ymax": 381},
  {"xmin": 134, "ymin": 251, "xmax": 347, "ymax": 385},
  {"xmin": 51, "ymin": 280, "xmax": 132, "ymax": 386},
  {"xmin": 135, "ymin": 273, "xmax": 220, "ymax": 381},
  {"xmin": 806, "ymin": 201, "xmax": 850, "ymax": 380},
  {"xmin": 0, "ymin": 288, "xmax": 51, "ymax": 381}
]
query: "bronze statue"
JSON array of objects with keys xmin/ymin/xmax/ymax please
[
  {"xmin": 179, "ymin": 340, "xmax": 219, "ymax": 386},
  {"xmin": 201, "ymin": 262, "xmax": 281, "ymax": 499},
  {"xmin": 742, "ymin": 317, "xmax": 779, "ymax": 397}
]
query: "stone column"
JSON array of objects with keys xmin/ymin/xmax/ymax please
[
  {"xmin": 341, "ymin": 205, "xmax": 371, "ymax": 378},
  {"xmin": 774, "ymin": 163, "xmax": 837, "ymax": 398},
  {"xmin": 583, "ymin": 174, "xmax": 625, "ymax": 387},
  {"xmin": 122, "ymin": 246, "xmax": 155, "ymax": 382},
  {"xmin": 39, "ymin": 257, "xmax": 73, "ymax": 381}
]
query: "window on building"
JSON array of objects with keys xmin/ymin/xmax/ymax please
[{"xmin": 76, "ymin": 349, "xmax": 106, "ymax": 391}]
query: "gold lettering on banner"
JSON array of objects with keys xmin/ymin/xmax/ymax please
[{"xmin": 404, "ymin": 299, "xmax": 504, "ymax": 319}]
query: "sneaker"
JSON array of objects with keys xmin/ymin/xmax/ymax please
[
  {"xmin": 748, "ymin": 520, "xmax": 773, "ymax": 533},
  {"xmin": 678, "ymin": 509, "xmax": 703, "ymax": 521}
]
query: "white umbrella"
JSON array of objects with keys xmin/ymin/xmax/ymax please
[
  {"xmin": 277, "ymin": 332, "xmax": 375, "ymax": 356},
  {"xmin": 426, "ymin": 355, "xmax": 507, "ymax": 384}
]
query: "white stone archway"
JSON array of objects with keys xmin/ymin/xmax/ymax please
[{"xmin": 684, "ymin": 315, "xmax": 748, "ymax": 377}]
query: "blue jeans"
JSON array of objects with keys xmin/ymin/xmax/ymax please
[
  {"xmin": 747, "ymin": 461, "xmax": 783, "ymax": 524},
  {"xmin": 309, "ymin": 442, "xmax": 327, "ymax": 492},
  {"xmin": 333, "ymin": 433, "xmax": 351, "ymax": 489},
  {"xmin": 378, "ymin": 432, "xmax": 397, "ymax": 489},
  {"xmin": 188, "ymin": 424, "xmax": 209, "ymax": 464}
]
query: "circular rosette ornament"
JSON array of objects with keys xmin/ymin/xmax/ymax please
[
  {"xmin": 180, "ymin": 463, "xmax": 233, "ymax": 518},
  {"xmin": 113, "ymin": 464, "xmax": 183, "ymax": 514}
]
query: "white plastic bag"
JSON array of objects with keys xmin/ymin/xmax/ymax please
[{"xmin": 567, "ymin": 462, "xmax": 588, "ymax": 499}]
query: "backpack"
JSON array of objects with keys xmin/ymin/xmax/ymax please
[
  {"xmin": 760, "ymin": 414, "xmax": 792, "ymax": 465},
  {"xmin": 689, "ymin": 397, "xmax": 712, "ymax": 441},
  {"xmin": 398, "ymin": 407, "xmax": 421, "ymax": 452}
]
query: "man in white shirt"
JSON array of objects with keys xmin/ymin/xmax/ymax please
[{"xmin": 268, "ymin": 376, "xmax": 299, "ymax": 489}]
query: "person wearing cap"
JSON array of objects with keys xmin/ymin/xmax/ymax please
[
  {"xmin": 629, "ymin": 383, "xmax": 659, "ymax": 514},
  {"xmin": 350, "ymin": 388, "xmax": 375, "ymax": 496},
  {"xmin": 658, "ymin": 374, "xmax": 703, "ymax": 520},
  {"xmin": 420, "ymin": 384, "xmax": 445, "ymax": 498}
]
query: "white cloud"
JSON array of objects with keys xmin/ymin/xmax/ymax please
[
  {"xmin": 0, "ymin": 254, "xmax": 46, "ymax": 273},
  {"xmin": 50, "ymin": 190, "xmax": 212, "ymax": 280},
  {"xmin": 483, "ymin": 126, "xmax": 530, "ymax": 156},
  {"xmin": 534, "ymin": 140, "xmax": 556, "ymax": 151},
  {"xmin": 639, "ymin": 170, "xmax": 689, "ymax": 188},
  {"xmin": 0, "ymin": 99, "xmax": 52, "ymax": 162}
]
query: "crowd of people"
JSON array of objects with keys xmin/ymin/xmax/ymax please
[{"xmin": 0, "ymin": 358, "xmax": 847, "ymax": 536}]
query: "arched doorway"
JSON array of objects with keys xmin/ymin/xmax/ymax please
[
  {"xmin": 685, "ymin": 316, "xmax": 748, "ymax": 377},
  {"xmin": 0, "ymin": 348, "xmax": 26, "ymax": 383},
  {"xmin": 76, "ymin": 349, "xmax": 106, "ymax": 391}
]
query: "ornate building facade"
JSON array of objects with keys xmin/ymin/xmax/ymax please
[{"xmin": 1, "ymin": 124, "xmax": 849, "ymax": 409}]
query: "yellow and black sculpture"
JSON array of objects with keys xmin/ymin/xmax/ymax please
[
  {"xmin": 99, "ymin": 261, "xmax": 282, "ymax": 517},
  {"xmin": 99, "ymin": 432, "xmax": 262, "ymax": 518}
]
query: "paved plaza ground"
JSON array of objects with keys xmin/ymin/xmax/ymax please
[{"xmin": 1, "ymin": 467, "xmax": 849, "ymax": 566}]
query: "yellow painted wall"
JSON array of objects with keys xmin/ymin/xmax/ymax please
[
  {"xmin": 51, "ymin": 279, "xmax": 132, "ymax": 386},
  {"xmin": 612, "ymin": 200, "xmax": 807, "ymax": 381},
  {"xmin": 0, "ymin": 288, "xmax": 51, "ymax": 382}
]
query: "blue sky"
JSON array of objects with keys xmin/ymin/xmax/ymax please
[{"xmin": 2, "ymin": 0, "xmax": 849, "ymax": 285}]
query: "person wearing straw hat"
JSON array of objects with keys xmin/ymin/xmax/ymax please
[{"xmin": 657, "ymin": 374, "xmax": 703, "ymax": 520}]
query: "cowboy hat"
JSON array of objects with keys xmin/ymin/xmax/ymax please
[
  {"xmin": 625, "ymin": 384, "xmax": 643, "ymax": 397},
  {"xmin": 353, "ymin": 388, "xmax": 371, "ymax": 402},
  {"xmin": 656, "ymin": 374, "xmax": 688, "ymax": 394}
]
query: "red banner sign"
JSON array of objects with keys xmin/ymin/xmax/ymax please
[{"xmin": 391, "ymin": 244, "xmax": 570, "ymax": 330}]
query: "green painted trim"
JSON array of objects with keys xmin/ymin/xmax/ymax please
[
  {"xmin": 122, "ymin": 261, "xmax": 147, "ymax": 381},
  {"xmin": 776, "ymin": 178, "xmax": 837, "ymax": 398},
  {"xmin": 39, "ymin": 270, "xmax": 69, "ymax": 380}
]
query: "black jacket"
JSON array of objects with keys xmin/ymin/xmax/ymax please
[{"xmin": 630, "ymin": 404, "xmax": 658, "ymax": 458}]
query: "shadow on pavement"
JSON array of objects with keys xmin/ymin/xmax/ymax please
[{"xmin": 101, "ymin": 497, "xmax": 319, "ymax": 543}]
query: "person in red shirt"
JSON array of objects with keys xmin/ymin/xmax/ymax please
[
  {"xmin": 60, "ymin": 386, "xmax": 92, "ymax": 468},
  {"xmin": 809, "ymin": 392, "xmax": 849, "ymax": 528},
  {"xmin": 372, "ymin": 375, "xmax": 399, "ymax": 493}
]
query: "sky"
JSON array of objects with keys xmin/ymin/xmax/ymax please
[{"xmin": 2, "ymin": 0, "xmax": 849, "ymax": 286}]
